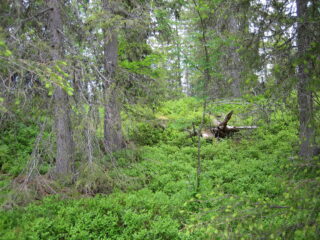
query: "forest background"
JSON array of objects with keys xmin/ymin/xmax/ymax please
[{"xmin": 0, "ymin": 0, "xmax": 319, "ymax": 239}]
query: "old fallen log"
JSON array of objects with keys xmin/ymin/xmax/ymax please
[
  {"xmin": 209, "ymin": 111, "xmax": 257, "ymax": 138},
  {"xmin": 185, "ymin": 111, "xmax": 257, "ymax": 139},
  {"xmin": 210, "ymin": 125, "xmax": 258, "ymax": 138}
]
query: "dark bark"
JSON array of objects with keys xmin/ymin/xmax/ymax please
[
  {"xmin": 218, "ymin": 110, "xmax": 234, "ymax": 130},
  {"xmin": 46, "ymin": 0, "xmax": 74, "ymax": 175},
  {"xmin": 102, "ymin": 0, "xmax": 124, "ymax": 153},
  {"xmin": 296, "ymin": 0, "xmax": 315, "ymax": 159}
]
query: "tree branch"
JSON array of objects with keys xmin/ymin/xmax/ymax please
[{"xmin": 23, "ymin": 8, "xmax": 53, "ymax": 22}]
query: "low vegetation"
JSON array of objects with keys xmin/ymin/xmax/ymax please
[{"xmin": 1, "ymin": 97, "xmax": 319, "ymax": 239}]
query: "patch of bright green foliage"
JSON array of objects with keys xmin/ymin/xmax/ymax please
[
  {"xmin": 0, "ymin": 122, "xmax": 38, "ymax": 177},
  {"xmin": 1, "ymin": 97, "xmax": 319, "ymax": 239}
]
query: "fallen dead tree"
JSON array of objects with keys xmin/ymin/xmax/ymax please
[
  {"xmin": 186, "ymin": 111, "xmax": 257, "ymax": 139},
  {"xmin": 211, "ymin": 111, "xmax": 257, "ymax": 138}
]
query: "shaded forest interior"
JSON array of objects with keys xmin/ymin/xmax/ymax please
[{"xmin": 0, "ymin": 0, "xmax": 319, "ymax": 239}]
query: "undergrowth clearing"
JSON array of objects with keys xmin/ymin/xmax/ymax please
[{"xmin": 1, "ymin": 97, "xmax": 319, "ymax": 239}]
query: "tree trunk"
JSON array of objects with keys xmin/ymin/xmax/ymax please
[
  {"xmin": 229, "ymin": 16, "xmax": 242, "ymax": 98},
  {"xmin": 102, "ymin": 0, "xmax": 124, "ymax": 153},
  {"xmin": 296, "ymin": 0, "xmax": 315, "ymax": 159},
  {"xmin": 46, "ymin": 0, "xmax": 74, "ymax": 175},
  {"xmin": 175, "ymin": 21, "xmax": 182, "ymax": 89}
]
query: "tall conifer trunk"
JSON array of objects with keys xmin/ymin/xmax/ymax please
[
  {"xmin": 47, "ymin": 0, "xmax": 74, "ymax": 174},
  {"xmin": 102, "ymin": 0, "xmax": 123, "ymax": 153},
  {"xmin": 296, "ymin": 0, "xmax": 315, "ymax": 159}
]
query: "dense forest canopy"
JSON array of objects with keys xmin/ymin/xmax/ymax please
[{"xmin": 0, "ymin": 0, "xmax": 319, "ymax": 239}]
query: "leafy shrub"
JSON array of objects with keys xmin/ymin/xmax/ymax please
[
  {"xmin": 0, "ymin": 189, "xmax": 191, "ymax": 240},
  {"xmin": 0, "ymin": 122, "xmax": 38, "ymax": 176},
  {"xmin": 129, "ymin": 122, "xmax": 166, "ymax": 146}
]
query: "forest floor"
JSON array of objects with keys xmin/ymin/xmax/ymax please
[{"xmin": 0, "ymin": 97, "xmax": 319, "ymax": 239}]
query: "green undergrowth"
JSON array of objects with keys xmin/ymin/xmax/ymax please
[
  {"xmin": 1, "ymin": 97, "xmax": 319, "ymax": 239},
  {"xmin": 0, "ymin": 122, "xmax": 38, "ymax": 177}
]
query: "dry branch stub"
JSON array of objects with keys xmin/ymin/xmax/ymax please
[{"xmin": 202, "ymin": 111, "xmax": 257, "ymax": 139}]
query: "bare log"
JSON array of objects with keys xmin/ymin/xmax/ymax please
[
  {"xmin": 229, "ymin": 126, "xmax": 258, "ymax": 130},
  {"xmin": 185, "ymin": 111, "xmax": 257, "ymax": 139},
  {"xmin": 201, "ymin": 129, "xmax": 214, "ymax": 139},
  {"xmin": 213, "ymin": 111, "xmax": 257, "ymax": 138}
]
